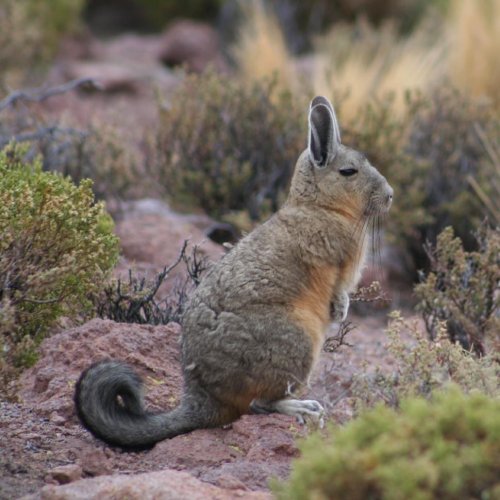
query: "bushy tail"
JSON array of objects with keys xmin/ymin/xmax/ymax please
[{"xmin": 74, "ymin": 360, "xmax": 217, "ymax": 449}]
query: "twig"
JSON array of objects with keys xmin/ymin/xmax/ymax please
[
  {"xmin": 0, "ymin": 126, "xmax": 89, "ymax": 149},
  {"xmin": 0, "ymin": 78, "xmax": 102, "ymax": 112},
  {"xmin": 323, "ymin": 321, "xmax": 355, "ymax": 353}
]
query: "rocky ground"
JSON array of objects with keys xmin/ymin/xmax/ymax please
[{"xmin": 0, "ymin": 200, "xmax": 400, "ymax": 500}]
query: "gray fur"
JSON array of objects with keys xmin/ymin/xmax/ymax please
[{"xmin": 74, "ymin": 96, "xmax": 393, "ymax": 448}]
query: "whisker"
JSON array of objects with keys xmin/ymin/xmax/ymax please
[
  {"xmin": 376, "ymin": 215, "xmax": 382, "ymax": 282},
  {"xmin": 350, "ymin": 207, "xmax": 368, "ymax": 240},
  {"xmin": 355, "ymin": 216, "xmax": 370, "ymax": 271},
  {"xmin": 370, "ymin": 217, "xmax": 376, "ymax": 265}
]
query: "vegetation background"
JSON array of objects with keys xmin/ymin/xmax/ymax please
[{"xmin": 0, "ymin": 0, "xmax": 498, "ymax": 497}]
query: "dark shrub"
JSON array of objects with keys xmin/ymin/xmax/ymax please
[
  {"xmin": 154, "ymin": 69, "xmax": 306, "ymax": 222},
  {"xmin": 93, "ymin": 242, "xmax": 208, "ymax": 325},
  {"xmin": 405, "ymin": 88, "xmax": 497, "ymax": 267}
]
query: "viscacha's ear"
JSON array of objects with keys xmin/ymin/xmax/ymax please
[{"xmin": 308, "ymin": 96, "xmax": 341, "ymax": 168}]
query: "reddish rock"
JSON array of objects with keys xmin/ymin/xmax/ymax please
[
  {"xmin": 23, "ymin": 469, "xmax": 271, "ymax": 500},
  {"xmin": 18, "ymin": 319, "xmax": 183, "ymax": 419},
  {"xmin": 115, "ymin": 199, "xmax": 224, "ymax": 265},
  {"xmin": 159, "ymin": 20, "xmax": 226, "ymax": 73},
  {"xmin": 78, "ymin": 448, "xmax": 113, "ymax": 477},
  {"xmin": 99, "ymin": 33, "xmax": 165, "ymax": 66},
  {"xmin": 63, "ymin": 61, "xmax": 147, "ymax": 94},
  {"xmin": 46, "ymin": 464, "xmax": 83, "ymax": 485},
  {"xmin": 114, "ymin": 199, "xmax": 225, "ymax": 294}
]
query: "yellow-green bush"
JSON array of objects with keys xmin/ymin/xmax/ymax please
[
  {"xmin": 353, "ymin": 311, "xmax": 499, "ymax": 410},
  {"xmin": 154, "ymin": 69, "xmax": 305, "ymax": 221},
  {"xmin": 0, "ymin": 146, "xmax": 119, "ymax": 373},
  {"xmin": 416, "ymin": 226, "xmax": 499, "ymax": 356},
  {"xmin": 275, "ymin": 388, "xmax": 500, "ymax": 500}
]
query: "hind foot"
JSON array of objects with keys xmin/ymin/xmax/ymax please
[{"xmin": 251, "ymin": 398, "xmax": 325, "ymax": 428}]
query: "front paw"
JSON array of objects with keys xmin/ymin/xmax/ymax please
[{"xmin": 330, "ymin": 292, "xmax": 349, "ymax": 322}]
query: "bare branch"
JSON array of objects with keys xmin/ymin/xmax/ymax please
[
  {"xmin": 324, "ymin": 321, "xmax": 355, "ymax": 353},
  {"xmin": 0, "ymin": 78, "xmax": 102, "ymax": 112},
  {"xmin": 22, "ymin": 296, "xmax": 63, "ymax": 305},
  {"xmin": 0, "ymin": 126, "xmax": 89, "ymax": 149},
  {"xmin": 93, "ymin": 240, "xmax": 208, "ymax": 325}
]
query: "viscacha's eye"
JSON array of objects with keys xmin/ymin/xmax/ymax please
[{"xmin": 339, "ymin": 168, "xmax": 358, "ymax": 177}]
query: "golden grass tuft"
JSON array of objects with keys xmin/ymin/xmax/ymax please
[
  {"xmin": 231, "ymin": 0, "xmax": 296, "ymax": 95},
  {"xmin": 231, "ymin": 0, "xmax": 500, "ymax": 118},
  {"xmin": 313, "ymin": 19, "xmax": 446, "ymax": 122},
  {"xmin": 448, "ymin": 0, "xmax": 500, "ymax": 107}
]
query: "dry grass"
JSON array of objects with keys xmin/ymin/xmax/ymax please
[
  {"xmin": 313, "ymin": 19, "xmax": 446, "ymax": 122},
  {"xmin": 232, "ymin": 0, "xmax": 499, "ymax": 120},
  {"xmin": 231, "ymin": 0, "xmax": 297, "ymax": 96},
  {"xmin": 448, "ymin": 0, "xmax": 500, "ymax": 107}
]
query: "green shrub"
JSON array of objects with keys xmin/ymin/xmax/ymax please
[
  {"xmin": 0, "ymin": 0, "xmax": 84, "ymax": 85},
  {"xmin": 353, "ymin": 311, "xmax": 499, "ymax": 410},
  {"xmin": 415, "ymin": 225, "xmax": 499, "ymax": 356},
  {"xmin": 275, "ymin": 388, "xmax": 500, "ymax": 500},
  {"xmin": 153, "ymin": 69, "xmax": 305, "ymax": 222},
  {"xmin": 156, "ymin": 77, "xmax": 495, "ymax": 277},
  {"xmin": 0, "ymin": 145, "xmax": 119, "ymax": 373}
]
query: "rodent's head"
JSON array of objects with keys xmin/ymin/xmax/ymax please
[{"xmin": 289, "ymin": 96, "xmax": 393, "ymax": 220}]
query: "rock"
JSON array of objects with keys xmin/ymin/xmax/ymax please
[
  {"xmin": 63, "ymin": 61, "xmax": 146, "ymax": 94},
  {"xmin": 79, "ymin": 448, "xmax": 112, "ymax": 477},
  {"xmin": 56, "ymin": 29, "xmax": 99, "ymax": 61},
  {"xmin": 18, "ymin": 319, "xmax": 184, "ymax": 419},
  {"xmin": 114, "ymin": 199, "xmax": 225, "ymax": 294},
  {"xmin": 14, "ymin": 317, "xmax": 305, "ymax": 493},
  {"xmin": 61, "ymin": 31, "xmax": 179, "ymax": 96},
  {"xmin": 49, "ymin": 413, "xmax": 66, "ymax": 426},
  {"xmin": 159, "ymin": 20, "xmax": 226, "ymax": 73},
  {"xmin": 99, "ymin": 34, "xmax": 164, "ymax": 66},
  {"xmin": 148, "ymin": 414, "xmax": 303, "ymax": 491},
  {"xmin": 22, "ymin": 469, "xmax": 271, "ymax": 500},
  {"xmin": 46, "ymin": 464, "xmax": 83, "ymax": 485}
]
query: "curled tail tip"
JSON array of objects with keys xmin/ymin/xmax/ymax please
[{"xmin": 74, "ymin": 359, "xmax": 151, "ymax": 449}]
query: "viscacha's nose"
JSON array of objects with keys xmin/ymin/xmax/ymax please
[{"xmin": 387, "ymin": 186, "xmax": 394, "ymax": 200}]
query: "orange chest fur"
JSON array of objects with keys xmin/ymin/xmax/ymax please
[{"xmin": 290, "ymin": 265, "xmax": 338, "ymax": 363}]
